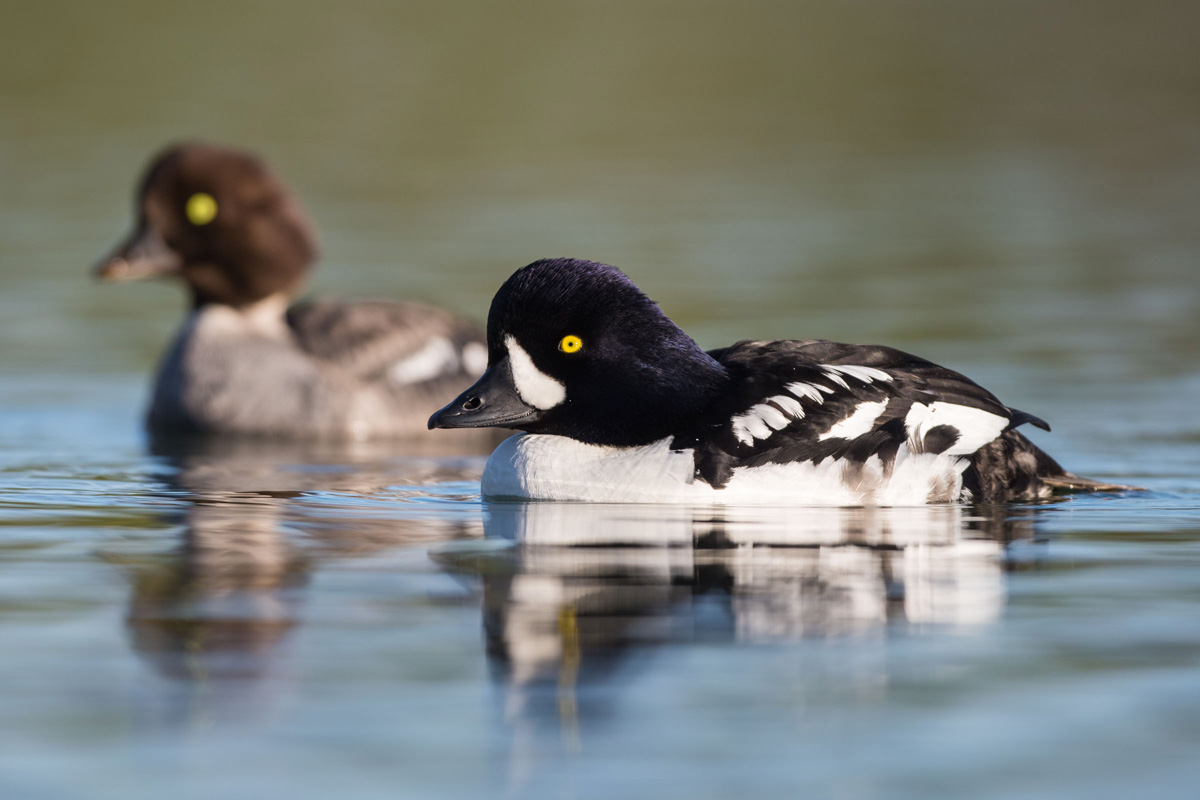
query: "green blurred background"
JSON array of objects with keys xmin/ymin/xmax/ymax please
[{"xmin": 2, "ymin": 0, "xmax": 1198, "ymax": 379}]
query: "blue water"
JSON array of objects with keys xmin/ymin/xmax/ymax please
[{"xmin": 1, "ymin": 369, "xmax": 1196, "ymax": 799}]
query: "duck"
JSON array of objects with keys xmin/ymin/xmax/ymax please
[
  {"xmin": 95, "ymin": 142, "xmax": 492, "ymax": 440},
  {"xmin": 428, "ymin": 257, "xmax": 1134, "ymax": 504}
]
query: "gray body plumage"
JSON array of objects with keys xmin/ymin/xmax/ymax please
[{"xmin": 148, "ymin": 295, "xmax": 489, "ymax": 438}]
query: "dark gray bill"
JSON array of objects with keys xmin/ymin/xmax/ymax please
[
  {"xmin": 428, "ymin": 360, "xmax": 543, "ymax": 430},
  {"xmin": 94, "ymin": 224, "xmax": 182, "ymax": 282}
]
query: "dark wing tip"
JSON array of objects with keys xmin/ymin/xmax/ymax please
[{"xmin": 1009, "ymin": 408, "xmax": 1051, "ymax": 432}]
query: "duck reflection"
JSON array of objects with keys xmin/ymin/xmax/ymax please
[
  {"xmin": 459, "ymin": 504, "xmax": 1035, "ymax": 681},
  {"xmin": 435, "ymin": 501, "xmax": 1039, "ymax": 764},
  {"xmin": 125, "ymin": 432, "xmax": 489, "ymax": 729},
  {"xmin": 128, "ymin": 494, "xmax": 308, "ymax": 683}
]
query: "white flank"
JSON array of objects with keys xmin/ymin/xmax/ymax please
[
  {"xmin": 388, "ymin": 337, "xmax": 458, "ymax": 385},
  {"xmin": 822, "ymin": 364, "xmax": 892, "ymax": 384},
  {"xmin": 482, "ymin": 433, "xmax": 972, "ymax": 506},
  {"xmin": 505, "ymin": 335, "xmax": 566, "ymax": 410},
  {"xmin": 462, "ymin": 342, "xmax": 488, "ymax": 376},
  {"xmin": 786, "ymin": 382, "xmax": 828, "ymax": 404},
  {"xmin": 818, "ymin": 399, "xmax": 888, "ymax": 441},
  {"xmin": 904, "ymin": 401, "xmax": 1008, "ymax": 455}
]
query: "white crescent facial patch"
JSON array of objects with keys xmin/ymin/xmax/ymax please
[{"xmin": 505, "ymin": 335, "xmax": 566, "ymax": 410}]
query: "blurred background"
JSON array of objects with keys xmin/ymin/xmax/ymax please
[
  {"xmin": 2, "ymin": 2, "xmax": 1199, "ymax": 799},
  {"xmin": 3, "ymin": 0, "xmax": 1197, "ymax": 380}
]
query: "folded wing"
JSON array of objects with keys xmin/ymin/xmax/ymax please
[
  {"xmin": 287, "ymin": 300, "xmax": 488, "ymax": 395},
  {"xmin": 678, "ymin": 339, "xmax": 1053, "ymax": 500}
]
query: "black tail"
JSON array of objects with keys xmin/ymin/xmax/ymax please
[{"xmin": 964, "ymin": 429, "xmax": 1141, "ymax": 503}]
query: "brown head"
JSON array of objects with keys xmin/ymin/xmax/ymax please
[{"xmin": 95, "ymin": 143, "xmax": 318, "ymax": 308}]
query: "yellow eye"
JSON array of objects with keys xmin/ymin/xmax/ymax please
[
  {"xmin": 558, "ymin": 335, "xmax": 583, "ymax": 354},
  {"xmin": 185, "ymin": 192, "xmax": 218, "ymax": 226}
]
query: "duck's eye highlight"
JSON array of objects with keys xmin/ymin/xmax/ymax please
[
  {"xmin": 185, "ymin": 193, "xmax": 218, "ymax": 226},
  {"xmin": 558, "ymin": 335, "xmax": 583, "ymax": 354}
]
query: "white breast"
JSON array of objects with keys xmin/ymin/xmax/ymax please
[
  {"xmin": 481, "ymin": 434, "xmax": 975, "ymax": 505},
  {"xmin": 482, "ymin": 434, "xmax": 697, "ymax": 502}
]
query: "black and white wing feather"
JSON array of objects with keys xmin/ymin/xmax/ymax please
[
  {"xmin": 287, "ymin": 300, "xmax": 488, "ymax": 394},
  {"xmin": 675, "ymin": 340, "xmax": 1050, "ymax": 499}
]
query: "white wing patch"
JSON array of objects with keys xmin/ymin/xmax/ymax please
[
  {"xmin": 388, "ymin": 337, "xmax": 458, "ymax": 385},
  {"xmin": 505, "ymin": 335, "xmax": 566, "ymax": 410},
  {"xmin": 770, "ymin": 393, "xmax": 805, "ymax": 417},
  {"xmin": 823, "ymin": 371, "xmax": 850, "ymax": 390},
  {"xmin": 732, "ymin": 365, "xmax": 896, "ymax": 447},
  {"xmin": 731, "ymin": 399, "xmax": 796, "ymax": 445},
  {"xmin": 904, "ymin": 401, "xmax": 1008, "ymax": 455},
  {"xmin": 785, "ymin": 382, "xmax": 829, "ymax": 404},
  {"xmin": 821, "ymin": 364, "xmax": 893, "ymax": 385},
  {"xmin": 819, "ymin": 399, "xmax": 888, "ymax": 441}
]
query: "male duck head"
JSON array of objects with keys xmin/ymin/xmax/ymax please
[
  {"xmin": 428, "ymin": 258, "xmax": 729, "ymax": 447},
  {"xmin": 95, "ymin": 143, "xmax": 317, "ymax": 309}
]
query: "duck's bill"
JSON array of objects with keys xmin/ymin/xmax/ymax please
[
  {"xmin": 93, "ymin": 226, "xmax": 182, "ymax": 282},
  {"xmin": 428, "ymin": 361, "xmax": 543, "ymax": 430}
]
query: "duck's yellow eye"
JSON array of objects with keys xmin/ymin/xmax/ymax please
[
  {"xmin": 185, "ymin": 193, "xmax": 218, "ymax": 226},
  {"xmin": 558, "ymin": 335, "xmax": 583, "ymax": 354}
]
